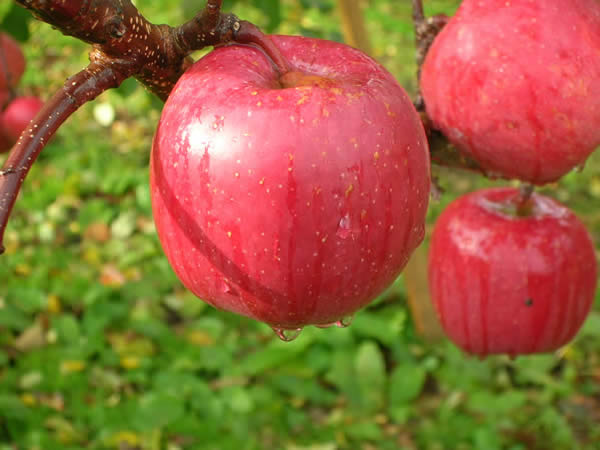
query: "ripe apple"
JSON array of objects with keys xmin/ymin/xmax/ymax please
[
  {"xmin": 420, "ymin": 0, "xmax": 600, "ymax": 184},
  {"xmin": 0, "ymin": 32, "xmax": 25, "ymax": 91},
  {"xmin": 150, "ymin": 35, "xmax": 430, "ymax": 333},
  {"xmin": 428, "ymin": 187, "xmax": 597, "ymax": 356},
  {"xmin": 0, "ymin": 96, "xmax": 44, "ymax": 144}
]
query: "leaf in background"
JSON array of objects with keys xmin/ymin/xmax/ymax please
[
  {"xmin": 354, "ymin": 341, "xmax": 387, "ymax": 413},
  {"xmin": 253, "ymin": 0, "xmax": 281, "ymax": 32},
  {"xmin": 389, "ymin": 364, "xmax": 427, "ymax": 405},
  {"xmin": 130, "ymin": 392, "xmax": 185, "ymax": 431},
  {"xmin": 0, "ymin": 5, "xmax": 31, "ymax": 42}
]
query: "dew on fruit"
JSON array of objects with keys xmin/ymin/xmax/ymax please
[
  {"xmin": 336, "ymin": 214, "xmax": 360, "ymax": 240},
  {"xmin": 273, "ymin": 327, "xmax": 303, "ymax": 342},
  {"xmin": 315, "ymin": 322, "xmax": 335, "ymax": 329},
  {"xmin": 217, "ymin": 278, "xmax": 237, "ymax": 296},
  {"xmin": 336, "ymin": 315, "xmax": 354, "ymax": 328}
]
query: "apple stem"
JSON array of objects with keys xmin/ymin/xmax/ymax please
[
  {"xmin": 411, "ymin": 0, "xmax": 448, "ymax": 111},
  {"xmin": 233, "ymin": 21, "xmax": 292, "ymax": 76},
  {"xmin": 516, "ymin": 184, "xmax": 535, "ymax": 216}
]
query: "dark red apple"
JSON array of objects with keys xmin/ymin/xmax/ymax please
[
  {"xmin": 150, "ymin": 35, "xmax": 430, "ymax": 335},
  {"xmin": 0, "ymin": 96, "xmax": 44, "ymax": 144},
  {"xmin": 0, "ymin": 32, "xmax": 25, "ymax": 91},
  {"xmin": 428, "ymin": 187, "xmax": 597, "ymax": 356},
  {"xmin": 420, "ymin": 0, "xmax": 600, "ymax": 184}
]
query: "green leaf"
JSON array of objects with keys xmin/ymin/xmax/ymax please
[
  {"xmin": 354, "ymin": 341, "xmax": 387, "ymax": 413},
  {"xmin": 389, "ymin": 364, "xmax": 427, "ymax": 405},
  {"xmin": 130, "ymin": 392, "xmax": 185, "ymax": 431},
  {"xmin": 253, "ymin": 0, "xmax": 281, "ymax": 32},
  {"xmin": 0, "ymin": 5, "xmax": 31, "ymax": 42}
]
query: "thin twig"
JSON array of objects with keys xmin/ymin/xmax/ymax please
[
  {"xmin": 0, "ymin": 62, "xmax": 131, "ymax": 253},
  {"xmin": 0, "ymin": 0, "xmax": 245, "ymax": 253}
]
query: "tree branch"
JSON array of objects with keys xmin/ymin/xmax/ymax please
[
  {"xmin": 0, "ymin": 62, "xmax": 130, "ymax": 253},
  {"xmin": 0, "ymin": 0, "xmax": 245, "ymax": 253},
  {"xmin": 409, "ymin": 1, "xmax": 487, "ymax": 177}
]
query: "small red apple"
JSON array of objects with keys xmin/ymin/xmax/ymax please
[
  {"xmin": 150, "ymin": 35, "xmax": 430, "ymax": 334},
  {"xmin": 0, "ymin": 96, "xmax": 44, "ymax": 144},
  {"xmin": 0, "ymin": 32, "xmax": 25, "ymax": 91},
  {"xmin": 420, "ymin": 0, "xmax": 600, "ymax": 184},
  {"xmin": 428, "ymin": 187, "xmax": 597, "ymax": 356}
]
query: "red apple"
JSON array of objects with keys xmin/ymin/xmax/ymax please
[
  {"xmin": 0, "ymin": 96, "xmax": 44, "ymax": 144},
  {"xmin": 150, "ymin": 35, "xmax": 430, "ymax": 334},
  {"xmin": 0, "ymin": 32, "xmax": 25, "ymax": 91},
  {"xmin": 428, "ymin": 187, "xmax": 597, "ymax": 356},
  {"xmin": 420, "ymin": 0, "xmax": 600, "ymax": 184}
]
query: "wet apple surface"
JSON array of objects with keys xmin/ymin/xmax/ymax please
[
  {"xmin": 150, "ymin": 35, "xmax": 430, "ymax": 333},
  {"xmin": 429, "ymin": 187, "xmax": 597, "ymax": 356}
]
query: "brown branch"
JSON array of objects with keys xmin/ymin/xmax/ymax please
[
  {"xmin": 0, "ymin": 62, "xmax": 130, "ymax": 253},
  {"xmin": 0, "ymin": 0, "xmax": 246, "ymax": 254},
  {"xmin": 409, "ymin": 1, "xmax": 487, "ymax": 177},
  {"xmin": 411, "ymin": 0, "xmax": 448, "ymax": 111}
]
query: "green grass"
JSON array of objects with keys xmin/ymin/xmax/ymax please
[{"xmin": 1, "ymin": 1, "xmax": 600, "ymax": 449}]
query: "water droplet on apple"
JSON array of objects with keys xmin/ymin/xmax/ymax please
[
  {"xmin": 336, "ymin": 315, "xmax": 354, "ymax": 328},
  {"xmin": 315, "ymin": 322, "xmax": 335, "ymax": 329},
  {"xmin": 218, "ymin": 278, "xmax": 237, "ymax": 296},
  {"xmin": 336, "ymin": 214, "xmax": 359, "ymax": 240},
  {"xmin": 272, "ymin": 327, "xmax": 303, "ymax": 342}
]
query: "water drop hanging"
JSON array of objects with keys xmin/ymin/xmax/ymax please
[
  {"xmin": 336, "ymin": 315, "xmax": 354, "ymax": 328},
  {"xmin": 273, "ymin": 327, "xmax": 303, "ymax": 342}
]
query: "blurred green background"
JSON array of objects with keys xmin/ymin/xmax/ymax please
[{"xmin": 1, "ymin": 0, "xmax": 599, "ymax": 449}]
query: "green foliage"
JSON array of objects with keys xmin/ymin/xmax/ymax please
[
  {"xmin": 1, "ymin": 1, "xmax": 600, "ymax": 449},
  {"xmin": 0, "ymin": 4, "xmax": 32, "ymax": 41}
]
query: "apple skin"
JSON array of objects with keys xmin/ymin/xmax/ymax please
[
  {"xmin": 428, "ymin": 187, "xmax": 597, "ymax": 356},
  {"xmin": 150, "ymin": 35, "xmax": 431, "ymax": 329},
  {"xmin": 0, "ymin": 96, "xmax": 44, "ymax": 144},
  {"xmin": 420, "ymin": 0, "xmax": 600, "ymax": 184},
  {"xmin": 0, "ymin": 32, "xmax": 25, "ymax": 91}
]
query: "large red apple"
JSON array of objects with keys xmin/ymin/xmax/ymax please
[
  {"xmin": 0, "ymin": 96, "xmax": 44, "ymax": 144},
  {"xmin": 150, "ymin": 35, "xmax": 430, "ymax": 334},
  {"xmin": 420, "ymin": 0, "xmax": 600, "ymax": 184},
  {"xmin": 429, "ymin": 187, "xmax": 597, "ymax": 356},
  {"xmin": 0, "ymin": 32, "xmax": 25, "ymax": 91}
]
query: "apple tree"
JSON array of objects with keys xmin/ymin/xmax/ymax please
[{"xmin": 0, "ymin": 0, "xmax": 598, "ymax": 354}]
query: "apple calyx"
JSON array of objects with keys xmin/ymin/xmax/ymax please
[
  {"xmin": 478, "ymin": 186, "xmax": 538, "ymax": 219},
  {"xmin": 279, "ymin": 71, "xmax": 336, "ymax": 89}
]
